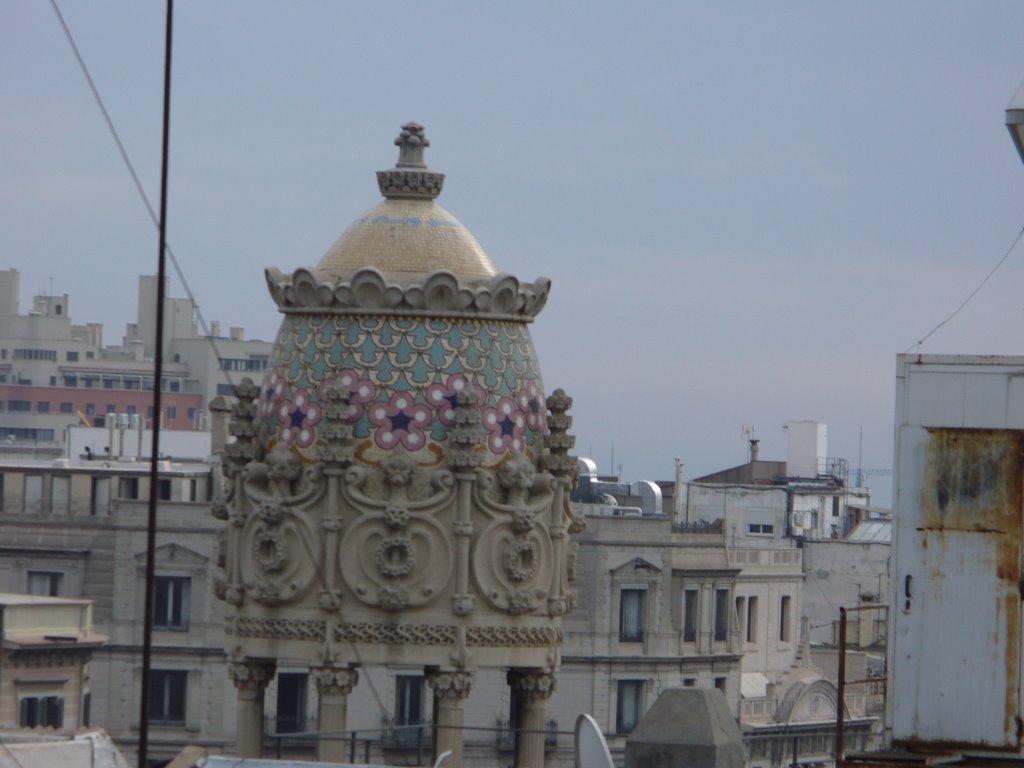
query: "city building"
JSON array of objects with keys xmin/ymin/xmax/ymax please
[
  {"xmin": 0, "ymin": 269, "xmax": 272, "ymax": 455},
  {"xmin": 0, "ymin": 592, "xmax": 107, "ymax": 732},
  {"xmin": 0, "ymin": 455, "xmax": 229, "ymax": 765}
]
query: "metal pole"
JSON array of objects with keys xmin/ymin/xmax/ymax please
[
  {"xmin": 138, "ymin": 2, "xmax": 173, "ymax": 766},
  {"xmin": 349, "ymin": 730, "xmax": 357, "ymax": 763},
  {"xmin": 836, "ymin": 606, "xmax": 847, "ymax": 768}
]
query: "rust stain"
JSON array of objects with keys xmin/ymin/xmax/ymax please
[{"xmin": 921, "ymin": 428, "xmax": 1024, "ymax": 745}]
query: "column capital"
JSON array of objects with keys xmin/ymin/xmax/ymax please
[
  {"xmin": 313, "ymin": 665, "xmax": 359, "ymax": 696},
  {"xmin": 228, "ymin": 659, "xmax": 275, "ymax": 693},
  {"xmin": 426, "ymin": 669, "xmax": 474, "ymax": 701},
  {"xmin": 507, "ymin": 669, "xmax": 557, "ymax": 701}
]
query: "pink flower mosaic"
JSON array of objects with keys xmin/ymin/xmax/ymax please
[
  {"xmin": 517, "ymin": 379, "xmax": 545, "ymax": 432},
  {"xmin": 482, "ymin": 396, "xmax": 526, "ymax": 454},
  {"xmin": 318, "ymin": 369, "xmax": 377, "ymax": 422},
  {"xmin": 426, "ymin": 374, "xmax": 487, "ymax": 425},
  {"xmin": 257, "ymin": 370, "xmax": 287, "ymax": 419},
  {"xmin": 368, "ymin": 392, "xmax": 434, "ymax": 451},
  {"xmin": 277, "ymin": 388, "xmax": 321, "ymax": 448}
]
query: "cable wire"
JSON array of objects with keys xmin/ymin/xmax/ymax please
[
  {"xmin": 49, "ymin": 0, "xmax": 242, "ymax": 394},
  {"xmin": 905, "ymin": 224, "xmax": 1024, "ymax": 353}
]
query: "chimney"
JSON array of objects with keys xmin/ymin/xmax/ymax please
[
  {"xmin": 210, "ymin": 321, "xmax": 221, "ymax": 338},
  {"xmin": 749, "ymin": 439, "xmax": 760, "ymax": 463},
  {"xmin": 229, "ymin": 326, "xmax": 244, "ymax": 341}
]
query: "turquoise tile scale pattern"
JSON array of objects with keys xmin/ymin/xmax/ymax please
[{"xmin": 257, "ymin": 315, "xmax": 546, "ymax": 464}]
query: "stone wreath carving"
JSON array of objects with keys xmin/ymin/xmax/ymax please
[
  {"xmin": 375, "ymin": 537, "xmax": 416, "ymax": 577},
  {"xmin": 339, "ymin": 455, "xmax": 455, "ymax": 611},
  {"xmin": 229, "ymin": 444, "xmax": 325, "ymax": 607},
  {"xmin": 265, "ymin": 266, "xmax": 551, "ymax": 321},
  {"xmin": 470, "ymin": 452, "xmax": 557, "ymax": 615}
]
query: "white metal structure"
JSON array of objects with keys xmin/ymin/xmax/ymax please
[{"xmin": 890, "ymin": 354, "xmax": 1024, "ymax": 751}]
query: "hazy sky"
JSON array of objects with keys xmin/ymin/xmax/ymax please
[{"xmin": 5, "ymin": 2, "xmax": 1024, "ymax": 503}]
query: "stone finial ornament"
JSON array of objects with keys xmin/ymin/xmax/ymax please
[
  {"xmin": 395, "ymin": 122, "xmax": 429, "ymax": 168},
  {"xmin": 377, "ymin": 121, "xmax": 445, "ymax": 199}
]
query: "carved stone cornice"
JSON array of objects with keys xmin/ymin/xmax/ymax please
[
  {"xmin": 507, "ymin": 670, "xmax": 557, "ymax": 701},
  {"xmin": 228, "ymin": 659, "xmax": 275, "ymax": 692},
  {"xmin": 264, "ymin": 267, "xmax": 551, "ymax": 321},
  {"xmin": 426, "ymin": 670, "xmax": 474, "ymax": 701},
  {"xmin": 312, "ymin": 666, "xmax": 359, "ymax": 696}
]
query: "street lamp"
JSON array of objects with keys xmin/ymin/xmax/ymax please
[{"xmin": 1006, "ymin": 78, "xmax": 1024, "ymax": 165}]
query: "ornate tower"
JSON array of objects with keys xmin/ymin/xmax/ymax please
[{"xmin": 216, "ymin": 123, "xmax": 581, "ymax": 765}]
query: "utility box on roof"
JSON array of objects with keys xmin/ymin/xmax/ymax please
[{"xmin": 890, "ymin": 354, "xmax": 1024, "ymax": 752}]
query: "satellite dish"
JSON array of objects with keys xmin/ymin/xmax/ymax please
[
  {"xmin": 432, "ymin": 750, "xmax": 453, "ymax": 768},
  {"xmin": 575, "ymin": 713, "xmax": 614, "ymax": 768}
]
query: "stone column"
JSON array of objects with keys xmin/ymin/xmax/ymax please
[
  {"xmin": 228, "ymin": 659, "xmax": 275, "ymax": 758},
  {"xmin": 426, "ymin": 669, "xmax": 474, "ymax": 766},
  {"xmin": 313, "ymin": 665, "xmax": 359, "ymax": 763},
  {"xmin": 508, "ymin": 670, "xmax": 557, "ymax": 768}
]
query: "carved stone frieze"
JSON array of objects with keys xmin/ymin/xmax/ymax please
[
  {"xmin": 265, "ymin": 267, "xmax": 551, "ymax": 321},
  {"xmin": 233, "ymin": 617, "xmax": 327, "ymax": 642},
  {"xmin": 464, "ymin": 625, "xmax": 562, "ymax": 647}
]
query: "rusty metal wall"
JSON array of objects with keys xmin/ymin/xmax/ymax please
[{"xmin": 891, "ymin": 355, "xmax": 1024, "ymax": 752}]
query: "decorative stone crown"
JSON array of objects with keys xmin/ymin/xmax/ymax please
[
  {"xmin": 376, "ymin": 122, "xmax": 445, "ymax": 200},
  {"xmin": 264, "ymin": 266, "xmax": 550, "ymax": 320}
]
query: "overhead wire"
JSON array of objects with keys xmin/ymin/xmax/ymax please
[
  {"xmin": 905, "ymin": 224, "xmax": 1024, "ymax": 353},
  {"xmin": 50, "ymin": 0, "xmax": 393, "ymax": 739},
  {"xmin": 48, "ymin": 0, "xmax": 242, "ymax": 395}
]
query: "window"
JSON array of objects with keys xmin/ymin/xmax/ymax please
[
  {"xmin": 49, "ymin": 376, "xmax": 56, "ymax": 386},
  {"xmin": 126, "ymin": 404, "xmax": 137, "ymax": 416},
  {"xmin": 714, "ymin": 589, "xmax": 730, "ymax": 642},
  {"xmin": 66, "ymin": 350, "xmax": 78, "ymax": 361},
  {"xmin": 119, "ymin": 477, "xmax": 139, "ymax": 499},
  {"xmin": 51, "ymin": 475, "xmax": 70, "ymax": 514},
  {"xmin": 102, "ymin": 377, "xmax": 118, "ymax": 390},
  {"xmin": 169, "ymin": 381, "xmax": 180, "ymax": 393},
  {"xmin": 395, "ymin": 675, "xmax": 426, "ymax": 742},
  {"xmin": 683, "ymin": 589, "xmax": 698, "ymax": 642},
  {"xmin": 832, "ymin": 496, "xmax": 840, "ymax": 517},
  {"xmin": 60, "ymin": 402, "xmax": 73, "ymax": 413},
  {"xmin": 27, "ymin": 571, "xmax": 63, "ymax": 596},
  {"xmin": 82, "ymin": 692, "xmax": 91, "ymax": 727},
  {"xmin": 619, "ymin": 589, "xmax": 645, "ymax": 642},
  {"xmin": 187, "ymin": 407, "xmax": 196, "ymax": 421},
  {"xmin": 86, "ymin": 351, "xmax": 94, "ymax": 359},
  {"xmin": 153, "ymin": 576, "xmax": 190, "ymax": 631},
  {"xmin": 123, "ymin": 378, "xmax": 140, "ymax": 391},
  {"xmin": 167, "ymin": 406, "xmax": 177, "ymax": 420},
  {"xmin": 147, "ymin": 405, "xmax": 155, "ymax": 418},
  {"xmin": 23, "ymin": 474, "xmax": 43, "ymax": 513},
  {"xmin": 91, "ymin": 477, "xmax": 110, "ymax": 516},
  {"xmin": 37, "ymin": 401, "xmax": 50, "ymax": 413},
  {"xmin": 55, "ymin": 304, "xmax": 62, "ymax": 316},
  {"xmin": 748, "ymin": 522, "xmax": 774, "ymax": 535},
  {"xmin": 148, "ymin": 670, "xmax": 187, "ymax": 725},
  {"xmin": 736, "ymin": 596, "xmax": 747, "ymax": 641},
  {"xmin": 683, "ymin": 678, "xmax": 696, "ymax": 687},
  {"xmin": 63, "ymin": 375, "xmax": 78, "ymax": 387},
  {"xmin": 715, "ymin": 677, "xmax": 727, "ymax": 693},
  {"xmin": 85, "ymin": 403, "xmax": 95, "ymax": 416},
  {"xmin": 106, "ymin": 404, "xmax": 116, "ymax": 414},
  {"xmin": 0, "ymin": 427, "xmax": 54, "ymax": 441},
  {"xmin": 8, "ymin": 400, "xmax": 31, "ymax": 412},
  {"xmin": 158, "ymin": 478, "xmax": 172, "ymax": 501},
  {"xmin": 616, "ymin": 681, "xmax": 644, "ymax": 734},
  {"xmin": 747, "ymin": 596, "xmax": 759, "ymax": 643},
  {"xmin": 780, "ymin": 595, "xmax": 792, "ymax": 642},
  {"xmin": 276, "ymin": 672, "xmax": 308, "ymax": 734},
  {"xmin": 216, "ymin": 384, "xmax": 235, "ymax": 396},
  {"xmin": 19, "ymin": 696, "xmax": 63, "ymax": 728}
]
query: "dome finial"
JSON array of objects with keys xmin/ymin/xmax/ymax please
[
  {"xmin": 395, "ymin": 122, "xmax": 429, "ymax": 169},
  {"xmin": 377, "ymin": 121, "xmax": 445, "ymax": 200}
]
